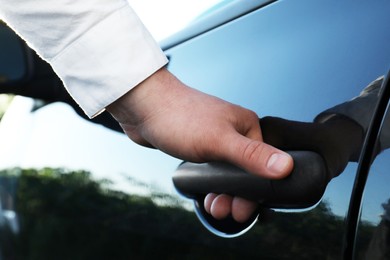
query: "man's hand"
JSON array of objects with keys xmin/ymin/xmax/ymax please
[{"xmin": 107, "ymin": 68, "xmax": 293, "ymax": 222}]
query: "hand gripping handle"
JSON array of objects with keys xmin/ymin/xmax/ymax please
[
  {"xmin": 172, "ymin": 151, "xmax": 328, "ymax": 237},
  {"xmin": 173, "ymin": 151, "xmax": 328, "ymax": 209}
]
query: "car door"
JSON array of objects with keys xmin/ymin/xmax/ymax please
[{"xmin": 0, "ymin": 0, "xmax": 389, "ymax": 259}]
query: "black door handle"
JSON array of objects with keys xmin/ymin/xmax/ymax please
[
  {"xmin": 173, "ymin": 150, "xmax": 328, "ymax": 209},
  {"xmin": 172, "ymin": 150, "xmax": 328, "ymax": 237}
]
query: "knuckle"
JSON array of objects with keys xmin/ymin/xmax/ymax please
[
  {"xmin": 241, "ymin": 140, "xmax": 268, "ymax": 163},
  {"xmin": 240, "ymin": 109, "xmax": 259, "ymax": 124}
]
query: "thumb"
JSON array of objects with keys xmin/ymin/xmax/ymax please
[{"xmin": 222, "ymin": 133, "xmax": 294, "ymax": 179}]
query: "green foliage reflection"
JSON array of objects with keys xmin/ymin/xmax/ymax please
[{"xmin": 0, "ymin": 168, "xmax": 375, "ymax": 259}]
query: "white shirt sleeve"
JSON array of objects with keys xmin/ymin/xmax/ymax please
[{"xmin": 0, "ymin": 0, "xmax": 168, "ymax": 118}]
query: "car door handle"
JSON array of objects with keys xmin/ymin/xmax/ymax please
[
  {"xmin": 172, "ymin": 150, "xmax": 329, "ymax": 237},
  {"xmin": 173, "ymin": 150, "xmax": 328, "ymax": 209}
]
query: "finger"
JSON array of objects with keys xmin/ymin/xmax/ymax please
[
  {"xmin": 222, "ymin": 133, "xmax": 293, "ymax": 179},
  {"xmin": 232, "ymin": 197, "xmax": 258, "ymax": 223},
  {"xmin": 233, "ymin": 109, "xmax": 263, "ymax": 141},
  {"xmin": 210, "ymin": 194, "xmax": 233, "ymax": 220},
  {"xmin": 204, "ymin": 193, "xmax": 217, "ymax": 214},
  {"xmin": 243, "ymin": 119, "xmax": 263, "ymax": 141}
]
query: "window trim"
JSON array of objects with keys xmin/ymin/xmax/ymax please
[
  {"xmin": 344, "ymin": 71, "xmax": 390, "ymax": 259},
  {"xmin": 160, "ymin": 0, "xmax": 278, "ymax": 51}
]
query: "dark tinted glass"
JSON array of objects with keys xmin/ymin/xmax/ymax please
[
  {"xmin": 0, "ymin": 0, "xmax": 389, "ymax": 259},
  {"xmin": 0, "ymin": 23, "xmax": 26, "ymax": 83}
]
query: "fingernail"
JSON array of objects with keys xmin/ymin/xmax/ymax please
[{"xmin": 267, "ymin": 153, "xmax": 291, "ymax": 174}]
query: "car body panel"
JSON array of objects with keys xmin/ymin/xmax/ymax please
[
  {"xmin": 0, "ymin": 0, "xmax": 389, "ymax": 258},
  {"xmin": 354, "ymin": 91, "xmax": 390, "ymax": 259}
]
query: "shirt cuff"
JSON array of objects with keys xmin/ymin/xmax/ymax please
[{"xmin": 50, "ymin": 5, "xmax": 168, "ymax": 118}]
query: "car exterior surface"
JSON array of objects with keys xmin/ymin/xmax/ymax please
[{"xmin": 0, "ymin": 0, "xmax": 389, "ymax": 259}]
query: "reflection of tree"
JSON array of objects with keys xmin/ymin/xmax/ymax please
[
  {"xmin": 355, "ymin": 220, "xmax": 381, "ymax": 259},
  {"xmin": 0, "ymin": 168, "xmax": 376, "ymax": 259}
]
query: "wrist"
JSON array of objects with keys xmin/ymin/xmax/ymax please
[{"xmin": 106, "ymin": 67, "xmax": 182, "ymax": 126}]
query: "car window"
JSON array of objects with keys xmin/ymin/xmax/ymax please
[
  {"xmin": 127, "ymin": 0, "xmax": 226, "ymax": 41},
  {"xmin": 0, "ymin": 0, "xmax": 389, "ymax": 259},
  {"xmin": 0, "ymin": 24, "xmax": 26, "ymax": 82}
]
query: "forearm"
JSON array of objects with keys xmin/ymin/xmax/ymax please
[{"xmin": 0, "ymin": 0, "xmax": 168, "ymax": 117}]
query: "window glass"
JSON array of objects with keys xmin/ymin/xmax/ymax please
[
  {"xmin": 0, "ymin": 24, "xmax": 26, "ymax": 83},
  {"xmin": 128, "ymin": 0, "xmax": 226, "ymax": 41}
]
